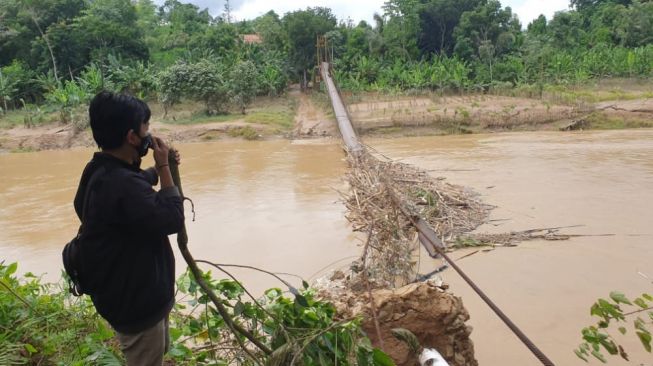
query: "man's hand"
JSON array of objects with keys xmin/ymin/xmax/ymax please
[
  {"xmin": 151, "ymin": 136, "xmax": 174, "ymax": 189},
  {"xmin": 151, "ymin": 136, "xmax": 170, "ymax": 168}
]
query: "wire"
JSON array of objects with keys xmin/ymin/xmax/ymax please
[{"xmin": 195, "ymin": 261, "xmax": 299, "ymax": 295}]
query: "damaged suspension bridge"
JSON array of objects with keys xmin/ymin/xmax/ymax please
[{"xmin": 316, "ymin": 36, "xmax": 556, "ymax": 366}]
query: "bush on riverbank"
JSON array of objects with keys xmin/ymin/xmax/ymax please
[
  {"xmin": 0, "ymin": 262, "xmax": 392, "ymax": 365},
  {"xmin": 0, "ymin": 262, "xmax": 121, "ymax": 365}
]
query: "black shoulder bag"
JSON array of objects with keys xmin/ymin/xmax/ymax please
[{"xmin": 62, "ymin": 167, "xmax": 104, "ymax": 296}]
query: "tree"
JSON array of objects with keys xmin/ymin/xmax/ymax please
[
  {"xmin": 283, "ymin": 7, "xmax": 337, "ymax": 90},
  {"xmin": 0, "ymin": 0, "xmax": 86, "ymax": 77},
  {"xmin": 189, "ymin": 21, "xmax": 238, "ymax": 55},
  {"xmin": 381, "ymin": 0, "xmax": 421, "ymax": 60},
  {"xmin": 153, "ymin": 0, "xmax": 212, "ymax": 62},
  {"xmin": 254, "ymin": 11, "xmax": 288, "ymax": 52},
  {"xmin": 158, "ymin": 60, "xmax": 229, "ymax": 116},
  {"xmin": 417, "ymin": 0, "xmax": 482, "ymax": 56},
  {"xmin": 73, "ymin": 0, "xmax": 149, "ymax": 65},
  {"xmin": 229, "ymin": 60, "xmax": 258, "ymax": 114},
  {"xmin": 620, "ymin": 0, "xmax": 653, "ymax": 47},
  {"xmin": 547, "ymin": 10, "xmax": 588, "ymax": 49},
  {"xmin": 571, "ymin": 0, "xmax": 632, "ymax": 13},
  {"xmin": 453, "ymin": 0, "xmax": 522, "ymax": 60},
  {"xmin": 527, "ymin": 14, "xmax": 548, "ymax": 37}
]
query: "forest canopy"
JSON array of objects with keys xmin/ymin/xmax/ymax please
[{"xmin": 0, "ymin": 0, "xmax": 651, "ymax": 113}]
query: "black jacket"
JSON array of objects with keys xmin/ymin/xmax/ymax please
[{"xmin": 74, "ymin": 152, "xmax": 184, "ymax": 334}]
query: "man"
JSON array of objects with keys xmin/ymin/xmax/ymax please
[{"xmin": 74, "ymin": 91, "xmax": 184, "ymax": 365}]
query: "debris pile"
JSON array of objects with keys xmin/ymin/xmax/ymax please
[
  {"xmin": 343, "ymin": 150, "xmax": 491, "ymax": 287},
  {"xmin": 316, "ymin": 148, "xmax": 487, "ymax": 365}
]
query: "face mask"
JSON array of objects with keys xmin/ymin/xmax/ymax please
[{"xmin": 137, "ymin": 133, "xmax": 152, "ymax": 157}]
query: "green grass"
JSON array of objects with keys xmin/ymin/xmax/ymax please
[
  {"xmin": 0, "ymin": 110, "xmax": 27, "ymax": 128},
  {"xmin": 0, "ymin": 108, "xmax": 60, "ymax": 129},
  {"xmin": 158, "ymin": 96, "xmax": 297, "ymax": 131},
  {"xmin": 244, "ymin": 110, "xmax": 294, "ymax": 129},
  {"xmin": 243, "ymin": 96, "xmax": 296, "ymax": 130},
  {"xmin": 161, "ymin": 113, "xmax": 241, "ymax": 125},
  {"xmin": 9, "ymin": 146, "xmax": 36, "ymax": 153},
  {"xmin": 0, "ymin": 105, "xmax": 78, "ymax": 129},
  {"xmin": 227, "ymin": 125, "xmax": 259, "ymax": 140},
  {"xmin": 586, "ymin": 111, "xmax": 653, "ymax": 130}
]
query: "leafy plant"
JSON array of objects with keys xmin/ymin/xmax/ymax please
[
  {"xmin": 1, "ymin": 261, "xmax": 393, "ymax": 365},
  {"xmin": 575, "ymin": 291, "xmax": 652, "ymax": 363},
  {"xmin": 168, "ymin": 268, "xmax": 393, "ymax": 365},
  {"xmin": 0, "ymin": 262, "xmax": 122, "ymax": 365},
  {"xmin": 44, "ymin": 80, "xmax": 87, "ymax": 124}
]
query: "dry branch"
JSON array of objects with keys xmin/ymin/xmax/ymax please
[{"xmin": 343, "ymin": 149, "xmax": 491, "ymax": 287}]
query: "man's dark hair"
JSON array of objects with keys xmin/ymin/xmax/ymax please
[{"xmin": 89, "ymin": 91, "xmax": 151, "ymax": 150}]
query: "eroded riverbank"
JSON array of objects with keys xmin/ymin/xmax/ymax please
[{"xmin": 1, "ymin": 83, "xmax": 652, "ymax": 153}]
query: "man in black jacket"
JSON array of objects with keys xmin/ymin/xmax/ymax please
[{"xmin": 74, "ymin": 92, "xmax": 184, "ymax": 365}]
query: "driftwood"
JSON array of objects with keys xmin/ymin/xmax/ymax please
[
  {"xmin": 454, "ymin": 226, "xmax": 614, "ymax": 248},
  {"xmin": 343, "ymin": 149, "xmax": 491, "ymax": 287}
]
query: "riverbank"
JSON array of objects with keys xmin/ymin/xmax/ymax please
[
  {"xmin": 1, "ymin": 79, "xmax": 652, "ymax": 153},
  {"xmin": 343, "ymin": 79, "xmax": 653, "ymax": 137}
]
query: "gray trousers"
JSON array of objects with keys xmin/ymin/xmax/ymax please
[{"xmin": 115, "ymin": 316, "xmax": 170, "ymax": 366}]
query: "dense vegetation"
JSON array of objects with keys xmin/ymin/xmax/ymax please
[
  {"xmin": 0, "ymin": 262, "xmax": 392, "ymax": 365},
  {"xmin": 0, "ymin": 0, "xmax": 652, "ymax": 123}
]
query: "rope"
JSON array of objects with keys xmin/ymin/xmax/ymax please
[
  {"xmin": 422, "ymin": 230, "xmax": 556, "ymax": 366},
  {"xmin": 385, "ymin": 180, "xmax": 556, "ymax": 366}
]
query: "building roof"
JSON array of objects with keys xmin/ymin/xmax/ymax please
[{"xmin": 242, "ymin": 34, "xmax": 262, "ymax": 44}]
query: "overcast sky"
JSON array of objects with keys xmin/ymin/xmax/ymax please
[{"xmin": 154, "ymin": 0, "xmax": 571, "ymax": 27}]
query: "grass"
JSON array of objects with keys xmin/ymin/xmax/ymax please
[
  {"xmin": 9, "ymin": 146, "xmax": 36, "ymax": 153},
  {"xmin": 586, "ymin": 111, "xmax": 653, "ymax": 130},
  {"xmin": 0, "ymin": 105, "xmax": 84, "ymax": 130},
  {"xmin": 157, "ymin": 96, "xmax": 297, "ymax": 132},
  {"xmin": 242, "ymin": 95, "xmax": 297, "ymax": 134},
  {"xmin": 227, "ymin": 125, "xmax": 259, "ymax": 140},
  {"xmin": 161, "ymin": 113, "xmax": 241, "ymax": 125},
  {"xmin": 243, "ymin": 101, "xmax": 295, "ymax": 129},
  {"xmin": 309, "ymin": 92, "xmax": 335, "ymax": 119},
  {"xmin": 0, "ymin": 108, "xmax": 59, "ymax": 129}
]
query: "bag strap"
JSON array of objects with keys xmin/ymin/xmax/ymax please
[{"xmin": 79, "ymin": 166, "xmax": 106, "ymax": 231}]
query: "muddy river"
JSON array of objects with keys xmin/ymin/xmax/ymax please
[{"xmin": 1, "ymin": 130, "xmax": 652, "ymax": 365}]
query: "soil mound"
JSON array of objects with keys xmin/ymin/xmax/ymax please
[{"xmin": 317, "ymin": 275, "xmax": 477, "ymax": 366}]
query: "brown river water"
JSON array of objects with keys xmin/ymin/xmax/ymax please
[{"xmin": 1, "ymin": 130, "xmax": 652, "ymax": 365}]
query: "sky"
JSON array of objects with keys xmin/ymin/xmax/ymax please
[{"xmin": 155, "ymin": 0, "xmax": 571, "ymax": 27}]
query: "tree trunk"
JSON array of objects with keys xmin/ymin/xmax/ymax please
[
  {"xmin": 30, "ymin": 12, "xmax": 59, "ymax": 83},
  {"xmin": 440, "ymin": 24, "xmax": 447, "ymax": 54}
]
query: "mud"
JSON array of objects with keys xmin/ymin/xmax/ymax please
[
  {"xmin": 346, "ymin": 95, "xmax": 576, "ymax": 132},
  {"xmin": 292, "ymin": 91, "xmax": 338, "ymax": 138},
  {"xmin": 317, "ymin": 275, "xmax": 477, "ymax": 366}
]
